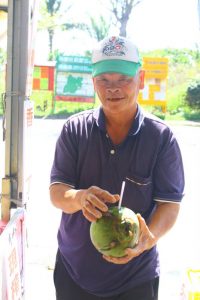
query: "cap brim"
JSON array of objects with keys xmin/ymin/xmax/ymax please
[{"xmin": 92, "ymin": 60, "xmax": 141, "ymax": 77}]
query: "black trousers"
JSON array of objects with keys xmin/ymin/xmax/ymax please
[{"xmin": 53, "ymin": 250, "xmax": 159, "ymax": 300}]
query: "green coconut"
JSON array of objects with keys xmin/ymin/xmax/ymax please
[{"xmin": 90, "ymin": 206, "xmax": 140, "ymax": 258}]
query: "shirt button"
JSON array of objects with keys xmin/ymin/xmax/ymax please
[{"xmin": 110, "ymin": 149, "xmax": 115, "ymax": 155}]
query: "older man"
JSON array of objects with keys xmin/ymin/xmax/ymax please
[{"xmin": 50, "ymin": 36, "xmax": 185, "ymax": 300}]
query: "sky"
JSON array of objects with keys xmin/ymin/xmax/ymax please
[{"xmin": 34, "ymin": 0, "xmax": 200, "ymax": 62}]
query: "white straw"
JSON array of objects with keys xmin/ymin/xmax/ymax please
[{"xmin": 118, "ymin": 181, "xmax": 126, "ymax": 210}]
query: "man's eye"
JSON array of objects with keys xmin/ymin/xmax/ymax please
[{"xmin": 97, "ymin": 79, "xmax": 108, "ymax": 86}]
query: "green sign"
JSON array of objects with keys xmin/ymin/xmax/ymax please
[
  {"xmin": 55, "ymin": 55, "xmax": 94, "ymax": 102},
  {"xmin": 56, "ymin": 55, "xmax": 92, "ymax": 73}
]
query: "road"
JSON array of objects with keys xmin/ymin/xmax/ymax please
[{"xmin": 1, "ymin": 117, "xmax": 200, "ymax": 299}]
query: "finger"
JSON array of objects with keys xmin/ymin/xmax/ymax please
[
  {"xmin": 90, "ymin": 186, "xmax": 119, "ymax": 203},
  {"xmin": 82, "ymin": 207, "xmax": 97, "ymax": 222},
  {"xmin": 84, "ymin": 200, "xmax": 103, "ymax": 219},
  {"xmin": 100, "ymin": 191, "xmax": 119, "ymax": 203},
  {"xmin": 137, "ymin": 213, "xmax": 145, "ymax": 225},
  {"xmin": 124, "ymin": 247, "xmax": 142, "ymax": 258},
  {"xmin": 137, "ymin": 214, "xmax": 149, "ymax": 234},
  {"xmin": 87, "ymin": 194, "xmax": 108, "ymax": 212},
  {"xmin": 103, "ymin": 254, "xmax": 130, "ymax": 265}
]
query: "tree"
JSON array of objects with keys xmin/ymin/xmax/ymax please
[
  {"xmin": 63, "ymin": 15, "xmax": 110, "ymax": 42},
  {"xmin": 109, "ymin": 0, "xmax": 143, "ymax": 37},
  {"xmin": 85, "ymin": 16, "xmax": 110, "ymax": 41},
  {"xmin": 46, "ymin": 0, "xmax": 62, "ymax": 59},
  {"xmin": 185, "ymin": 81, "xmax": 200, "ymax": 110},
  {"xmin": 38, "ymin": 0, "xmax": 71, "ymax": 60}
]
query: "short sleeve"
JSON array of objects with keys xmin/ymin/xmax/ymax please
[
  {"xmin": 50, "ymin": 122, "xmax": 77, "ymax": 187},
  {"xmin": 153, "ymin": 130, "xmax": 185, "ymax": 203}
]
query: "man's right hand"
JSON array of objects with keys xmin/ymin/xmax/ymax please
[{"xmin": 79, "ymin": 186, "xmax": 119, "ymax": 222}]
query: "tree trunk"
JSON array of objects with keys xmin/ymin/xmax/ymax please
[{"xmin": 119, "ymin": 19, "xmax": 128, "ymax": 37}]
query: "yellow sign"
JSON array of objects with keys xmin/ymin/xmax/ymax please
[
  {"xmin": 180, "ymin": 269, "xmax": 200, "ymax": 300},
  {"xmin": 139, "ymin": 57, "xmax": 168, "ymax": 112}
]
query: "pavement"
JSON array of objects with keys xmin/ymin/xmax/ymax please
[{"xmin": 1, "ymin": 117, "xmax": 200, "ymax": 299}]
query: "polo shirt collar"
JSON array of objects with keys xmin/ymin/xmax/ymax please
[{"xmin": 93, "ymin": 105, "xmax": 144, "ymax": 136}]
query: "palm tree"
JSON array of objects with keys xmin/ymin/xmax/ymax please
[
  {"xmin": 46, "ymin": 0, "xmax": 62, "ymax": 59},
  {"xmin": 63, "ymin": 15, "xmax": 110, "ymax": 42}
]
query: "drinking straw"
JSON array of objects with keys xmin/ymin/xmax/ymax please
[{"xmin": 118, "ymin": 181, "xmax": 126, "ymax": 210}]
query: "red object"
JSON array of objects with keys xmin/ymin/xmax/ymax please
[
  {"xmin": 48, "ymin": 66, "xmax": 54, "ymax": 91},
  {"xmin": 0, "ymin": 220, "xmax": 8, "ymax": 235}
]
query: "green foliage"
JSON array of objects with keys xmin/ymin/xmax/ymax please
[
  {"xmin": 142, "ymin": 48, "xmax": 200, "ymax": 120},
  {"xmin": 142, "ymin": 48, "xmax": 200, "ymax": 65},
  {"xmin": 87, "ymin": 16, "xmax": 110, "ymax": 41},
  {"xmin": 38, "ymin": 0, "xmax": 71, "ymax": 60},
  {"xmin": 46, "ymin": 0, "xmax": 62, "ymax": 15},
  {"xmin": 63, "ymin": 15, "xmax": 110, "ymax": 42},
  {"xmin": 185, "ymin": 81, "xmax": 200, "ymax": 110}
]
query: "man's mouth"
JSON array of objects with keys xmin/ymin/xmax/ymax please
[{"xmin": 107, "ymin": 97, "xmax": 124, "ymax": 102}]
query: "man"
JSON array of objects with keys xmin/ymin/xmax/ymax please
[{"xmin": 50, "ymin": 36, "xmax": 185, "ymax": 300}]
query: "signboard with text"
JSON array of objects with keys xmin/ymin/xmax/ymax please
[
  {"xmin": 0, "ymin": 209, "xmax": 25, "ymax": 300},
  {"xmin": 138, "ymin": 57, "xmax": 168, "ymax": 112},
  {"xmin": 55, "ymin": 55, "xmax": 95, "ymax": 103}
]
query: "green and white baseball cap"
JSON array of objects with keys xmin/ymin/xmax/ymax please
[{"xmin": 92, "ymin": 36, "xmax": 141, "ymax": 77}]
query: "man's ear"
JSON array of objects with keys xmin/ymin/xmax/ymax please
[{"xmin": 139, "ymin": 70, "xmax": 145, "ymax": 90}]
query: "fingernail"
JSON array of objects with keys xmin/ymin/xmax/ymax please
[
  {"xmin": 97, "ymin": 212, "xmax": 102, "ymax": 218},
  {"xmin": 102, "ymin": 205, "xmax": 108, "ymax": 212}
]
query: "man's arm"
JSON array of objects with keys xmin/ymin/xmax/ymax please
[
  {"xmin": 50, "ymin": 183, "xmax": 83, "ymax": 213},
  {"xmin": 49, "ymin": 183, "xmax": 119, "ymax": 222},
  {"xmin": 148, "ymin": 201, "xmax": 180, "ymax": 244}
]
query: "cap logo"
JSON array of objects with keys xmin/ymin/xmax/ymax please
[{"xmin": 102, "ymin": 36, "xmax": 127, "ymax": 57}]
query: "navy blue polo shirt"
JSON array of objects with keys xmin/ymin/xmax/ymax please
[{"xmin": 50, "ymin": 105, "xmax": 184, "ymax": 297}]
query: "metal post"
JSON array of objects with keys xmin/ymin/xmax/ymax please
[{"xmin": 1, "ymin": 0, "xmax": 34, "ymax": 221}]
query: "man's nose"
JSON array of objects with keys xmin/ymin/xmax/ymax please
[{"xmin": 106, "ymin": 86, "xmax": 121, "ymax": 93}]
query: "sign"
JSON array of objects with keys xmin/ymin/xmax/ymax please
[
  {"xmin": 32, "ymin": 64, "xmax": 55, "ymax": 91},
  {"xmin": 0, "ymin": 209, "xmax": 25, "ymax": 300},
  {"xmin": 180, "ymin": 269, "xmax": 200, "ymax": 299},
  {"xmin": 138, "ymin": 57, "xmax": 168, "ymax": 112},
  {"xmin": 55, "ymin": 55, "xmax": 94, "ymax": 103}
]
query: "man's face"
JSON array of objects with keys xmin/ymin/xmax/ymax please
[{"xmin": 93, "ymin": 72, "xmax": 142, "ymax": 115}]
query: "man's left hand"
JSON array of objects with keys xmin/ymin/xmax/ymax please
[{"xmin": 103, "ymin": 214, "xmax": 157, "ymax": 264}]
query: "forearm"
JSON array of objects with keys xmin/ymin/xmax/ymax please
[
  {"xmin": 50, "ymin": 183, "xmax": 119, "ymax": 222},
  {"xmin": 148, "ymin": 201, "xmax": 180, "ymax": 245},
  {"xmin": 49, "ymin": 183, "xmax": 84, "ymax": 214}
]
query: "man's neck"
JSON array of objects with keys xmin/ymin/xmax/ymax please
[
  {"xmin": 104, "ymin": 104, "xmax": 137, "ymax": 126},
  {"xmin": 104, "ymin": 106, "xmax": 137, "ymax": 144}
]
